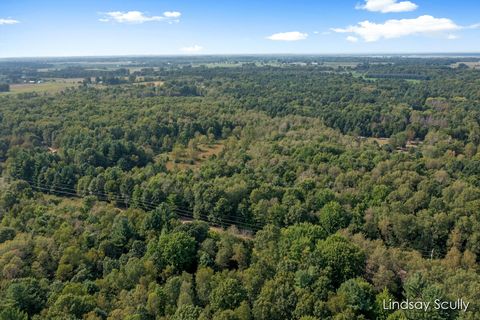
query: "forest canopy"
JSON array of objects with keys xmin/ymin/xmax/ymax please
[{"xmin": 1, "ymin": 56, "xmax": 480, "ymax": 319}]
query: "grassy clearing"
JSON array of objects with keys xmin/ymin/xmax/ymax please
[
  {"xmin": 43, "ymin": 194, "xmax": 83, "ymax": 208},
  {"xmin": 363, "ymin": 136, "xmax": 422, "ymax": 150},
  {"xmin": 165, "ymin": 142, "xmax": 225, "ymax": 171},
  {"xmin": 4, "ymin": 79, "xmax": 81, "ymax": 94},
  {"xmin": 450, "ymin": 61, "xmax": 480, "ymax": 69},
  {"xmin": 191, "ymin": 62, "xmax": 245, "ymax": 68},
  {"xmin": 134, "ymin": 80, "xmax": 165, "ymax": 87},
  {"xmin": 127, "ymin": 67, "xmax": 154, "ymax": 73},
  {"xmin": 322, "ymin": 61, "xmax": 359, "ymax": 68},
  {"xmin": 366, "ymin": 137, "xmax": 390, "ymax": 146}
]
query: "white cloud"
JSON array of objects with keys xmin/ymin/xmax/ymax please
[
  {"xmin": 164, "ymin": 11, "xmax": 181, "ymax": 18},
  {"xmin": 0, "ymin": 18, "xmax": 19, "ymax": 25},
  {"xmin": 447, "ymin": 34, "xmax": 458, "ymax": 40},
  {"xmin": 313, "ymin": 31, "xmax": 331, "ymax": 35},
  {"xmin": 181, "ymin": 45, "xmax": 204, "ymax": 53},
  {"xmin": 100, "ymin": 11, "xmax": 181, "ymax": 24},
  {"xmin": 356, "ymin": 0, "xmax": 418, "ymax": 13},
  {"xmin": 346, "ymin": 36, "xmax": 359, "ymax": 43},
  {"xmin": 332, "ymin": 15, "xmax": 460, "ymax": 42},
  {"xmin": 266, "ymin": 31, "xmax": 308, "ymax": 41}
]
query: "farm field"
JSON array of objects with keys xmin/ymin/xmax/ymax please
[{"xmin": 4, "ymin": 79, "xmax": 81, "ymax": 94}]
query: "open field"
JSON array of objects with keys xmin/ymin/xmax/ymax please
[
  {"xmin": 134, "ymin": 80, "xmax": 165, "ymax": 87},
  {"xmin": 3, "ymin": 79, "xmax": 82, "ymax": 94},
  {"xmin": 451, "ymin": 61, "xmax": 480, "ymax": 69},
  {"xmin": 322, "ymin": 61, "xmax": 359, "ymax": 68},
  {"xmin": 363, "ymin": 136, "xmax": 422, "ymax": 150},
  {"xmin": 165, "ymin": 142, "xmax": 225, "ymax": 171},
  {"xmin": 192, "ymin": 62, "xmax": 246, "ymax": 68}
]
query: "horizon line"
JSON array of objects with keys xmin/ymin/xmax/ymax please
[{"xmin": 1, "ymin": 52, "xmax": 480, "ymax": 60}]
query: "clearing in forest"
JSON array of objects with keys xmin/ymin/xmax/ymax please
[{"xmin": 164, "ymin": 142, "xmax": 225, "ymax": 171}]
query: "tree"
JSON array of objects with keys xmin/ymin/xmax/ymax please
[
  {"xmin": 177, "ymin": 279, "xmax": 195, "ymax": 307},
  {"xmin": 0, "ymin": 307, "xmax": 27, "ymax": 320},
  {"xmin": 210, "ymin": 278, "xmax": 247, "ymax": 312},
  {"xmin": 318, "ymin": 201, "xmax": 352, "ymax": 234},
  {"xmin": 253, "ymin": 272, "xmax": 297, "ymax": 320},
  {"xmin": 374, "ymin": 288, "xmax": 395, "ymax": 320},
  {"xmin": 0, "ymin": 83, "xmax": 9, "ymax": 92},
  {"xmin": 195, "ymin": 267, "xmax": 214, "ymax": 305},
  {"xmin": 389, "ymin": 132, "xmax": 408, "ymax": 149},
  {"xmin": 315, "ymin": 235, "xmax": 365, "ymax": 287},
  {"xmin": 50, "ymin": 294, "xmax": 96, "ymax": 319},
  {"xmin": 278, "ymin": 223, "xmax": 327, "ymax": 265},
  {"xmin": 172, "ymin": 304, "xmax": 202, "ymax": 320},
  {"xmin": 157, "ymin": 232, "xmax": 197, "ymax": 272},
  {"xmin": 0, "ymin": 227, "xmax": 16, "ymax": 243},
  {"xmin": 336, "ymin": 278, "xmax": 374, "ymax": 316},
  {"xmin": 5, "ymin": 278, "xmax": 47, "ymax": 316},
  {"xmin": 146, "ymin": 286, "xmax": 166, "ymax": 317}
]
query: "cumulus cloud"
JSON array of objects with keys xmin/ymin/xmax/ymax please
[
  {"xmin": 356, "ymin": 0, "xmax": 418, "ymax": 13},
  {"xmin": 163, "ymin": 11, "xmax": 181, "ymax": 18},
  {"xmin": 346, "ymin": 36, "xmax": 359, "ymax": 43},
  {"xmin": 0, "ymin": 18, "xmax": 19, "ymax": 25},
  {"xmin": 266, "ymin": 31, "xmax": 308, "ymax": 41},
  {"xmin": 100, "ymin": 11, "xmax": 181, "ymax": 24},
  {"xmin": 332, "ymin": 15, "xmax": 460, "ymax": 42},
  {"xmin": 180, "ymin": 45, "xmax": 204, "ymax": 53}
]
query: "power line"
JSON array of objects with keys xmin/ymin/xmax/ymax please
[
  {"xmin": 27, "ymin": 180, "xmax": 260, "ymax": 231},
  {"xmin": 22, "ymin": 177, "xmax": 263, "ymax": 229},
  {"xmin": 15, "ymin": 176, "xmax": 262, "ymax": 232},
  {"xmin": 25, "ymin": 176, "xmax": 260, "ymax": 227},
  {"xmin": 11, "ymin": 177, "xmax": 445, "ymax": 256}
]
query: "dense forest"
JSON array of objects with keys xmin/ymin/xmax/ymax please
[{"xmin": 1, "ymin": 56, "xmax": 480, "ymax": 319}]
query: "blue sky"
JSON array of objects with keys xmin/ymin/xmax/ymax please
[{"xmin": 0, "ymin": 0, "xmax": 479, "ymax": 57}]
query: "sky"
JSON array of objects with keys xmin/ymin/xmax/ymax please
[{"xmin": 0, "ymin": 0, "xmax": 480, "ymax": 57}]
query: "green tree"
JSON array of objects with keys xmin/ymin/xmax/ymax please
[
  {"xmin": 253, "ymin": 272, "xmax": 297, "ymax": 320},
  {"xmin": 5, "ymin": 278, "xmax": 47, "ymax": 316},
  {"xmin": 157, "ymin": 232, "xmax": 197, "ymax": 272},
  {"xmin": 210, "ymin": 278, "xmax": 247, "ymax": 312},
  {"xmin": 318, "ymin": 201, "xmax": 352, "ymax": 234},
  {"xmin": 315, "ymin": 235, "xmax": 365, "ymax": 287},
  {"xmin": 172, "ymin": 304, "xmax": 202, "ymax": 320},
  {"xmin": 336, "ymin": 278, "xmax": 375, "ymax": 316},
  {"xmin": 0, "ymin": 307, "xmax": 27, "ymax": 320}
]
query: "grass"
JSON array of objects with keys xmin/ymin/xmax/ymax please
[
  {"xmin": 191, "ymin": 62, "xmax": 245, "ymax": 68},
  {"xmin": 362, "ymin": 136, "xmax": 422, "ymax": 150},
  {"xmin": 3, "ymin": 79, "xmax": 81, "ymax": 95},
  {"xmin": 165, "ymin": 142, "xmax": 225, "ymax": 171},
  {"xmin": 134, "ymin": 80, "xmax": 165, "ymax": 87},
  {"xmin": 322, "ymin": 61, "xmax": 359, "ymax": 68},
  {"xmin": 354, "ymin": 73, "xmax": 423, "ymax": 84},
  {"xmin": 366, "ymin": 137, "xmax": 390, "ymax": 146},
  {"xmin": 450, "ymin": 62, "xmax": 480, "ymax": 69}
]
